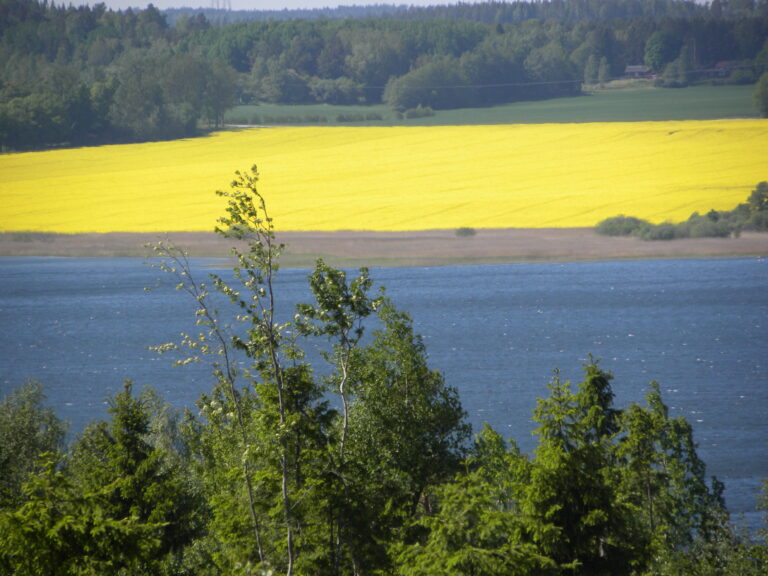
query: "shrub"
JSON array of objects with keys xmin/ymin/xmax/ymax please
[
  {"xmin": 638, "ymin": 222, "xmax": 683, "ymax": 240},
  {"xmin": 263, "ymin": 115, "xmax": 305, "ymax": 124},
  {"xmin": 686, "ymin": 212, "xmax": 734, "ymax": 238},
  {"xmin": 596, "ymin": 183, "xmax": 768, "ymax": 240},
  {"xmin": 404, "ymin": 105, "xmax": 435, "ymax": 119},
  {"xmin": 595, "ymin": 215, "xmax": 650, "ymax": 236},
  {"xmin": 336, "ymin": 113, "xmax": 366, "ymax": 122},
  {"xmin": 455, "ymin": 227, "xmax": 476, "ymax": 237},
  {"xmin": 755, "ymin": 72, "xmax": 768, "ymax": 118},
  {"xmin": 747, "ymin": 211, "xmax": 768, "ymax": 231},
  {"xmin": 309, "ymin": 77, "xmax": 365, "ymax": 105},
  {"xmin": 10, "ymin": 232, "xmax": 57, "ymax": 243},
  {"xmin": 335, "ymin": 113, "xmax": 383, "ymax": 123},
  {"xmin": 726, "ymin": 68, "xmax": 755, "ymax": 85}
]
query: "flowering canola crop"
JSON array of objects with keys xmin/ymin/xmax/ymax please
[{"xmin": 1, "ymin": 120, "xmax": 766, "ymax": 233}]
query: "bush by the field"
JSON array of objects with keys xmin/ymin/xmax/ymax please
[
  {"xmin": 595, "ymin": 215, "xmax": 650, "ymax": 236},
  {"xmin": 596, "ymin": 182, "xmax": 768, "ymax": 241},
  {"xmin": 336, "ymin": 112, "xmax": 384, "ymax": 122},
  {"xmin": 745, "ymin": 211, "xmax": 768, "ymax": 231},
  {"xmin": 686, "ymin": 213, "xmax": 734, "ymax": 238},
  {"xmin": 637, "ymin": 222, "xmax": 683, "ymax": 240}
]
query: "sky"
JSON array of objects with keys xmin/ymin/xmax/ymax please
[{"xmin": 90, "ymin": 0, "xmax": 478, "ymax": 12}]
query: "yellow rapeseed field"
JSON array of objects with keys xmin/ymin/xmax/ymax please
[{"xmin": 1, "ymin": 120, "xmax": 766, "ymax": 233}]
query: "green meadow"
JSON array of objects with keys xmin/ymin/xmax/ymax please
[{"xmin": 224, "ymin": 84, "xmax": 759, "ymax": 126}]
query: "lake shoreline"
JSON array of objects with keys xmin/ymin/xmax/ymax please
[{"xmin": 2, "ymin": 228, "xmax": 767, "ymax": 267}]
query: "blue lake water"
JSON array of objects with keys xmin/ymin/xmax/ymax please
[{"xmin": 1, "ymin": 256, "xmax": 766, "ymax": 530}]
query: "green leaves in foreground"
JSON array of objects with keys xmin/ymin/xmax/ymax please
[
  {"xmin": 396, "ymin": 360, "xmax": 741, "ymax": 576},
  {"xmin": 0, "ymin": 382, "xmax": 201, "ymax": 576}
]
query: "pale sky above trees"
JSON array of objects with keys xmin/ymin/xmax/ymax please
[{"xmin": 88, "ymin": 0, "xmax": 482, "ymax": 13}]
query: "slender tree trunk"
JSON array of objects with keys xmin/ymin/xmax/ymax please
[
  {"xmin": 646, "ymin": 471, "xmax": 655, "ymax": 533},
  {"xmin": 334, "ymin": 342, "xmax": 360, "ymax": 575},
  {"xmin": 161, "ymin": 246, "xmax": 265, "ymax": 563},
  {"xmin": 264, "ymin": 244, "xmax": 295, "ymax": 576}
]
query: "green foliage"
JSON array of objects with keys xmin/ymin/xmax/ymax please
[
  {"xmin": 4, "ymin": 168, "xmax": 768, "ymax": 574},
  {"xmin": 756, "ymin": 72, "xmax": 768, "ymax": 117},
  {"xmin": 595, "ymin": 215, "xmax": 651, "ymax": 237},
  {"xmin": 598, "ymin": 57, "xmax": 611, "ymax": 85},
  {"xmin": 403, "ymin": 105, "xmax": 436, "ymax": 119},
  {"xmin": 294, "ymin": 261, "xmax": 381, "ymax": 571},
  {"xmin": 523, "ymin": 364, "xmax": 640, "ymax": 574},
  {"xmin": 455, "ymin": 226, "xmax": 477, "ymax": 237},
  {"xmin": 397, "ymin": 359, "xmax": 738, "ymax": 576},
  {"xmin": 639, "ymin": 221, "xmax": 687, "ymax": 240},
  {"xmin": 616, "ymin": 381, "xmax": 730, "ymax": 570},
  {"xmin": 348, "ymin": 297, "xmax": 471, "ymax": 501},
  {"xmin": 226, "ymin": 84, "xmax": 758, "ymax": 126},
  {"xmin": 4, "ymin": 0, "xmax": 767, "ymax": 148},
  {"xmin": 685, "ymin": 211, "xmax": 735, "ymax": 238},
  {"xmin": 0, "ymin": 382, "xmax": 202, "ymax": 576},
  {"xmin": 395, "ymin": 427, "xmax": 551, "ymax": 576},
  {"xmin": 109, "ymin": 51, "xmax": 236, "ymax": 141},
  {"xmin": 0, "ymin": 452, "xmax": 163, "ymax": 576},
  {"xmin": 382, "ymin": 30, "xmax": 581, "ymax": 112},
  {"xmin": 0, "ymin": 4, "xmax": 237, "ymax": 148},
  {"xmin": 644, "ymin": 31, "xmax": 682, "ymax": 73},
  {"xmin": 384, "ymin": 55, "xmax": 471, "ymax": 110},
  {"xmin": 596, "ymin": 182, "xmax": 768, "ymax": 240},
  {"xmin": 309, "ymin": 77, "xmax": 365, "ymax": 106},
  {"xmin": 584, "ymin": 55, "xmax": 600, "ymax": 85},
  {"xmin": 657, "ymin": 50, "xmax": 691, "ymax": 88},
  {"xmin": 0, "ymin": 380, "xmax": 66, "ymax": 509},
  {"xmin": 335, "ymin": 112, "xmax": 382, "ymax": 122},
  {"xmin": 150, "ymin": 167, "xmax": 470, "ymax": 575}
]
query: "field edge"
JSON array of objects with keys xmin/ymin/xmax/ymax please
[{"xmin": 2, "ymin": 229, "xmax": 767, "ymax": 268}]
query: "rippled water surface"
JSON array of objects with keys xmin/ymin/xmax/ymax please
[{"xmin": 1, "ymin": 257, "xmax": 766, "ymax": 528}]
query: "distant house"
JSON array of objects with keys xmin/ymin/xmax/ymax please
[{"xmin": 624, "ymin": 64, "xmax": 653, "ymax": 78}]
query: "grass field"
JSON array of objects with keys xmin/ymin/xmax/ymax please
[
  {"xmin": 1, "ymin": 118, "xmax": 766, "ymax": 234},
  {"xmin": 225, "ymin": 84, "xmax": 759, "ymax": 126}
]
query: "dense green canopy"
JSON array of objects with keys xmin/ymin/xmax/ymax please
[{"xmin": 2, "ymin": 0, "xmax": 767, "ymax": 148}]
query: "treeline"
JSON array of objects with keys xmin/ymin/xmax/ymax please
[
  {"xmin": 0, "ymin": 1, "xmax": 237, "ymax": 148},
  {"xmin": 187, "ymin": 1, "xmax": 768, "ymax": 109},
  {"xmin": 165, "ymin": 0, "xmax": 760, "ymax": 26},
  {"xmin": 1, "ymin": 168, "xmax": 767, "ymax": 576},
  {"xmin": 597, "ymin": 181, "xmax": 768, "ymax": 240},
  {"xmin": 164, "ymin": 4, "xmax": 411, "ymax": 26},
  {"xmin": 2, "ymin": 0, "xmax": 768, "ymax": 149}
]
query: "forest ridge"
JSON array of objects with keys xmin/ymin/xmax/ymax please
[{"xmin": 1, "ymin": 0, "xmax": 767, "ymax": 148}]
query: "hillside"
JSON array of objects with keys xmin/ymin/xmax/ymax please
[{"xmin": 2, "ymin": 0, "xmax": 766, "ymax": 149}]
